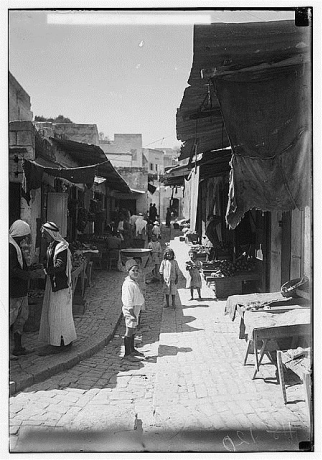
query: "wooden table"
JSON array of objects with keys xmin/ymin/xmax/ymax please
[
  {"xmin": 276, "ymin": 347, "xmax": 311, "ymax": 412},
  {"xmin": 242, "ymin": 309, "xmax": 311, "ymax": 379},
  {"xmin": 248, "ymin": 322, "xmax": 311, "ymax": 379},
  {"xmin": 81, "ymin": 250, "xmax": 98, "ymax": 287},
  {"xmin": 71, "ymin": 261, "xmax": 87, "ymax": 296}
]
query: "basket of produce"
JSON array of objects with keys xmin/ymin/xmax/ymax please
[{"xmin": 205, "ymin": 255, "xmax": 259, "ymax": 298}]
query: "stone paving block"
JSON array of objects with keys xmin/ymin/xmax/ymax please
[
  {"xmin": 9, "ymin": 237, "xmax": 312, "ymax": 452},
  {"xmin": 195, "ymin": 383, "xmax": 208, "ymax": 398},
  {"xmin": 229, "ymin": 412, "xmax": 252, "ymax": 430},
  {"xmin": 236, "ymin": 400, "xmax": 255, "ymax": 415}
]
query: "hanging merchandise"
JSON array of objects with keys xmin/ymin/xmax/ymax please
[
  {"xmin": 189, "ymin": 166, "xmax": 200, "ymax": 232},
  {"xmin": 256, "ymin": 244, "xmax": 263, "ymax": 261}
]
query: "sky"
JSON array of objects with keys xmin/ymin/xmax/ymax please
[
  {"xmin": 8, "ymin": 7, "xmax": 296, "ymax": 150},
  {"xmin": 9, "ymin": 10, "xmax": 194, "ymax": 149}
]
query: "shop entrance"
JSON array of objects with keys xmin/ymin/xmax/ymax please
[{"xmin": 9, "ymin": 182, "xmax": 21, "ymax": 226}]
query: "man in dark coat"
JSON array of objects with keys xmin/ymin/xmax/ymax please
[{"xmin": 9, "ymin": 220, "xmax": 38, "ymax": 358}]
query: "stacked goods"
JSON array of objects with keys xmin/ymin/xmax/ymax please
[
  {"xmin": 207, "ymin": 255, "xmax": 256, "ymax": 278},
  {"xmin": 69, "ymin": 240, "xmax": 98, "ymax": 253}
]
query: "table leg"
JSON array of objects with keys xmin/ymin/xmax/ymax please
[
  {"xmin": 244, "ymin": 340, "xmax": 252, "ymax": 365},
  {"xmin": 81, "ymin": 266, "xmax": 86, "ymax": 297},
  {"xmin": 276, "ymin": 350, "xmax": 287, "ymax": 404},
  {"xmin": 253, "ymin": 338, "xmax": 268, "ymax": 379},
  {"xmin": 303, "ymin": 371, "xmax": 311, "ymax": 420}
]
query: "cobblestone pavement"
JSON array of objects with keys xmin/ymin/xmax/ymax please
[
  {"xmin": 9, "ymin": 235, "xmax": 312, "ymax": 453},
  {"xmin": 9, "ymin": 269, "xmax": 125, "ymax": 395}
]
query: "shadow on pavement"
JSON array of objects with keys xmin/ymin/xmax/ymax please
[
  {"xmin": 158, "ymin": 345, "xmax": 192, "ymax": 357},
  {"xmin": 181, "ymin": 303, "xmax": 210, "ymax": 309}
]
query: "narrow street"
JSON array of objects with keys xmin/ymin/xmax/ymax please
[
  {"xmin": 9, "ymin": 235, "xmax": 311, "ymax": 453},
  {"xmin": 7, "ymin": 9, "xmax": 315, "ymax": 457}
]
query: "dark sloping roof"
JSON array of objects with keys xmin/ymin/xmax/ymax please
[
  {"xmin": 50, "ymin": 137, "xmax": 131, "ymax": 193},
  {"xmin": 163, "ymin": 163, "xmax": 190, "ymax": 186},
  {"xmin": 177, "ymin": 19, "xmax": 311, "ymax": 160},
  {"xmin": 198, "ymin": 148, "xmax": 232, "ymax": 179},
  {"xmin": 163, "ymin": 147, "xmax": 231, "ymax": 185}
]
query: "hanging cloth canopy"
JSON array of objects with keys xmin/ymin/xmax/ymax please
[
  {"xmin": 21, "ymin": 159, "xmax": 103, "ymax": 204},
  {"xmin": 213, "ymin": 61, "xmax": 311, "ymax": 229}
]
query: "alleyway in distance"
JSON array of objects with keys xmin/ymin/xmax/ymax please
[{"xmin": 9, "ymin": 229, "xmax": 311, "ymax": 453}]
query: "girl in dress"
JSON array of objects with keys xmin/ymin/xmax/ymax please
[
  {"xmin": 159, "ymin": 247, "xmax": 179, "ymax": 308},
  {"xmin": 186, "ymin": 249, "xmax": 202, "ymax": 300}
]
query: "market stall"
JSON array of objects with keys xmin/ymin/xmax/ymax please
[
  {"xmin": 276, "ymin": 346, "xmax": 311, "ymax": 417},
  {"xmin": 202, "ymin": 254, "xmax": 259, "ymax": 298},
  {"xmin": 243, "ymin": 310, "xmax": 311, "ymax": 379},
  {"xmin": 224, "ymin": 288, "xmax": 311, "ymax": 380}
]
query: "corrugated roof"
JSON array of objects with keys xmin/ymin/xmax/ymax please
[
  {"xmin": 51, "ymin": 137, "xmax": 131, "ymax": 193},
  {"xmin": 177, "ymin": 19, "xmax": 311, "ymax": 160}
]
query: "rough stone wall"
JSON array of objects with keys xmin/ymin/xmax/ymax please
[
  {"xmin": 9, "ymin": 121, "xmax": 36, "ymax": 182},
  {"xmin": 9, "ymin": 72, "xmax": 33, "ymax": 122},
  {"xmin": 9, "ymin": 121, "xmax": 39, "ymax": 262},
  {"xmin": 35, "ymin": 122, "xmax": 99, "ymax": 145}
]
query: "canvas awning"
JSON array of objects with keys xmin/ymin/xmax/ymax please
[
  {"xmin": 198, "ymin": 148, "xmax": 231, "ymax": 179},
  {"xmin": 176, "ymin": 19, "xmax": 312, "ymax": 228},
  {"xmin": 21, "ymin": 159, "xmax": 105, "ymax": 204},
  {"xmin": 50, "ymin": 138, "xmax": 131, "ymax": 193},
  {"xmin": 21, "ymin": 138, "xmax": 132, "ymax": 203}
]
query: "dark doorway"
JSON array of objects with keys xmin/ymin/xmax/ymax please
[
  {"xmin": 9, "ymin": 182, "xmax": 21, "ymax": 226},
  {"xmin": 117, "ymin": 199, "xmax": 137, "ymax": 215}
]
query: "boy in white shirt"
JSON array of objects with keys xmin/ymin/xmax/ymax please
[{"xmin": 121, "ymin": 258, "xmax": 145, "ymax": 361}]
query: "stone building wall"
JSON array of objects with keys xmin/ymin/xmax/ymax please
[
  {"xmin": 100, "ymin": 134, "xmax": 143, "ymax": 168},
  {"xmin": 9, "ymin": 72, "xmax": 33, "ymax": 122},
  {"xmin": 34, "ymin": 122, "xmax": 99, "ymax": 145}
]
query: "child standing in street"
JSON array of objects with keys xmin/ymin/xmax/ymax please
[
  {"xmin": 152, "ymin": 221, "xmax": 161, "ymax": 240},
  {"xmin": 148, "ymin": 234, "xmax": 162, "ymax": 281},
  {"xmin": 159, "ymin": 247, "xmax": 180, "ymax": 308},
  {"xmin": 121, "ymin": 258, "xmax": 145, "ymax": 361},
  {"xmin": 186, "ymin": 249, "xmax": 203, "ymax": 300}
]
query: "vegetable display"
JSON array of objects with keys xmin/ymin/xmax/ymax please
[{"xmin": 206, "ymin": 255, "xmax": 256, "ymax": 277}]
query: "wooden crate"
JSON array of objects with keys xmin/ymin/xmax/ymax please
[
  {"xmin": 208, "ymin": 272, "xmax": 260, "ymax": 299},
  {"xmin": 208, "ymin": 277, "xmax": 242, "ymax": 298}
]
